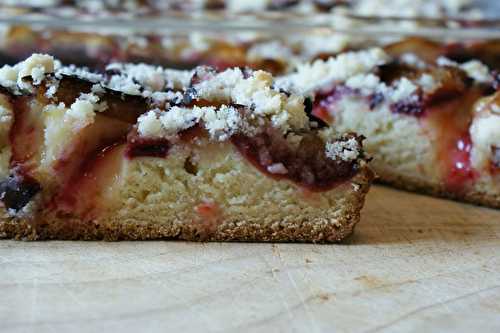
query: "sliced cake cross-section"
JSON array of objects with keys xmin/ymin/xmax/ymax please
[
  {"xmin": 0, "ymin": 54, "xmax": 374, "ymax": 242},
  {"xmin": 276, "ymin": 47, "xmax": 500, "ymax": 207}
]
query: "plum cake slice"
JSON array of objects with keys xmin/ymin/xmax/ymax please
[
  {"xmin": 277, "ymin": 47, "xmax": 500, "ymax": 208},
  {"xmin": 0, "ymin": 54, "xmax": 373, "ymax": 242}
]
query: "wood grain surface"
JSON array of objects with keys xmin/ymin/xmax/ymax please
[{"xmin": 1, "ymin": 185, "xmax": 500, "ymax": 333}]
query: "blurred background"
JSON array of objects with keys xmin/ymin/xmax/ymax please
[{"xmin": 0, "ymin": 0, "xmax": 498, "ymax": 74}]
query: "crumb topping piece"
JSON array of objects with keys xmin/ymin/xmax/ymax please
[
  {"xmin": 276, "ymin": 49, "xmax": 427, "ymax": 108},
  {"xmin": 64, "ymin": 93, "xmax": 108, "ymax": 128},
  {"xmin": 18, "ymin": 54, "xmax": 54, "ymax": 85},
  {"xmin": 282, "ymin": 48, "xmax": 496, "ymax": 121},
  {"xmin": 0, "ymin": 54, "xmax": 309, "ymax": 137},
  {"xmin": 437, "ymin": 57, "xmax": 493, "ymax": 84},
  {"xmin": 130, "ymin": 66, "xmax": 310, "ymax": 140},
  {"xmin": 276, "ymin": 48, "xmax": 390, "ymax": 95},
  {"xmin": 193, "ymin": 68, "xmax": 308, "ymax": 132},
  {"xmin": 56, "ymin": 63, "xmax": 104, "ymax": 83},
  {"xmin": 137, "ymin": 105, "xmax": 244, "ymax": 141},
  {"xmin": 0, "ymin": 54, "xmax": 368, "ymax": 165},
  {"xmin": 0, "ymin": 54, "xmax": 55, "ymax": 93},
  {"xmin": 325, "ymin": 136, "xmax": 361, "ymax": 162},
  {"xmin": 105, "ymin": 62, "xmax": 192, "ymax": 95}
]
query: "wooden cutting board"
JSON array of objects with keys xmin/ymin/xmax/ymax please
[{"xmin": 1, "ymin": 185, "xmax": 500, "ymax": 333}]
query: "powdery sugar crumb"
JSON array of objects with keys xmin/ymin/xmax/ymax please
[
  {"xmin": 325, "ymin": 138, "xmax": 360, "ymax": 161},
  {"xmin": 138, "ymin": 105, "xmax": 243, "ymax": 141}
]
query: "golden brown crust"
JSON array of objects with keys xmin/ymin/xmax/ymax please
[
  {"xmin": 0, "ymin": 167, "xmax": 374, "ymax": 243},
  {"xmin": 376, "ymin": 168, "xmax": 500, "ymax": 209}
]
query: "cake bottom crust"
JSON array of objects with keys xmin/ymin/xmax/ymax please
[
  {"xmin": 376, "ymin": 166, "xmax": 500, "ymax": 209},
  {"xmin": 0, "ymin": 167, "xmax": 374, "ymax": 243}
]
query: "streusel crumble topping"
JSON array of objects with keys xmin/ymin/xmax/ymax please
[{"xmin": 0, "ymin": 53, "xmax": 367, "ymax": 165}]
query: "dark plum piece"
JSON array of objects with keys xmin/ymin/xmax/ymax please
[
  {"xmin": 378, "ymin": 62, "xmax": 420, "ymax": 85},
  {"xmin": 492, "ymin": 71, "xmax": 500, "ymax": 91},
  {"xmin": 391, "ymin": 97, "xmax": 424, "ymax": 117},
  {"xmin": 313, "ymin": 0, "xmax": 349, "ymax": 11},
  {"xmin": 0, "ymin": 173, "xmax": 40, "ymax": 212},
  {"xmin": 53, "ymin": 75, "xmax": 93, "ymax": 105},
  {"xmin": 125, "ymin": 132, "xmax": 171, "ymax": 159},
  {"xmin": 182, "ymin": 87, "xmax": 198, "ymax": 106},
  {"xmin": 492, "ymin": 146, "xmax": 500, "ymax": 169},
  {"xmin": 369, "ymin": 92, "xmax": 385, "ymax": 110},
  {"xmin": 204, "ymin": 0, "xmax": 225, "ymax": 10},
  {"xmin": 444, "ymin": 40, "xmax": 500, "ymax": 73},
  {"xmin": 54, "ymin": 75, "xmax": 147, "ymax": 124},
  {"xmin": 231, "ymin": 128, "xmax": 363, "ymax": 192},
  {"xmin": 311, "ymin": 86, "xmax": 354, "ymax": 124},
  {"xmin": 268, "ymin": 0, "xmax": 299, "ymax": 10},
  {"xmin": 125, "ymin": 140, "xmax": 170, "ymax": 159},
  {"xmin": 304, "ymin": 97, "xmax": 328, "ymax": 128}
]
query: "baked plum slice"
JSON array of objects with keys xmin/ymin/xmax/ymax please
[
  {"xmin": 0, "ymin": 171, "xmax": 40, "ymax": 213},
  {"xmin": 3, "ymin": 76, "xmax": 151, "ymax": 214}
]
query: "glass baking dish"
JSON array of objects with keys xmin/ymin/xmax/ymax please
[{"xmin": 0, "ymin": 0, "xmax": 499, "ymax": 74}]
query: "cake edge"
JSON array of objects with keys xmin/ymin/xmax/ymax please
[
  {"xmin": 0, "ymin": 165, "xmax": 374, "ymax": 243},
  {"xmin": 376, "ymin": 166, "xmax": 500, "ymax": 209}
]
